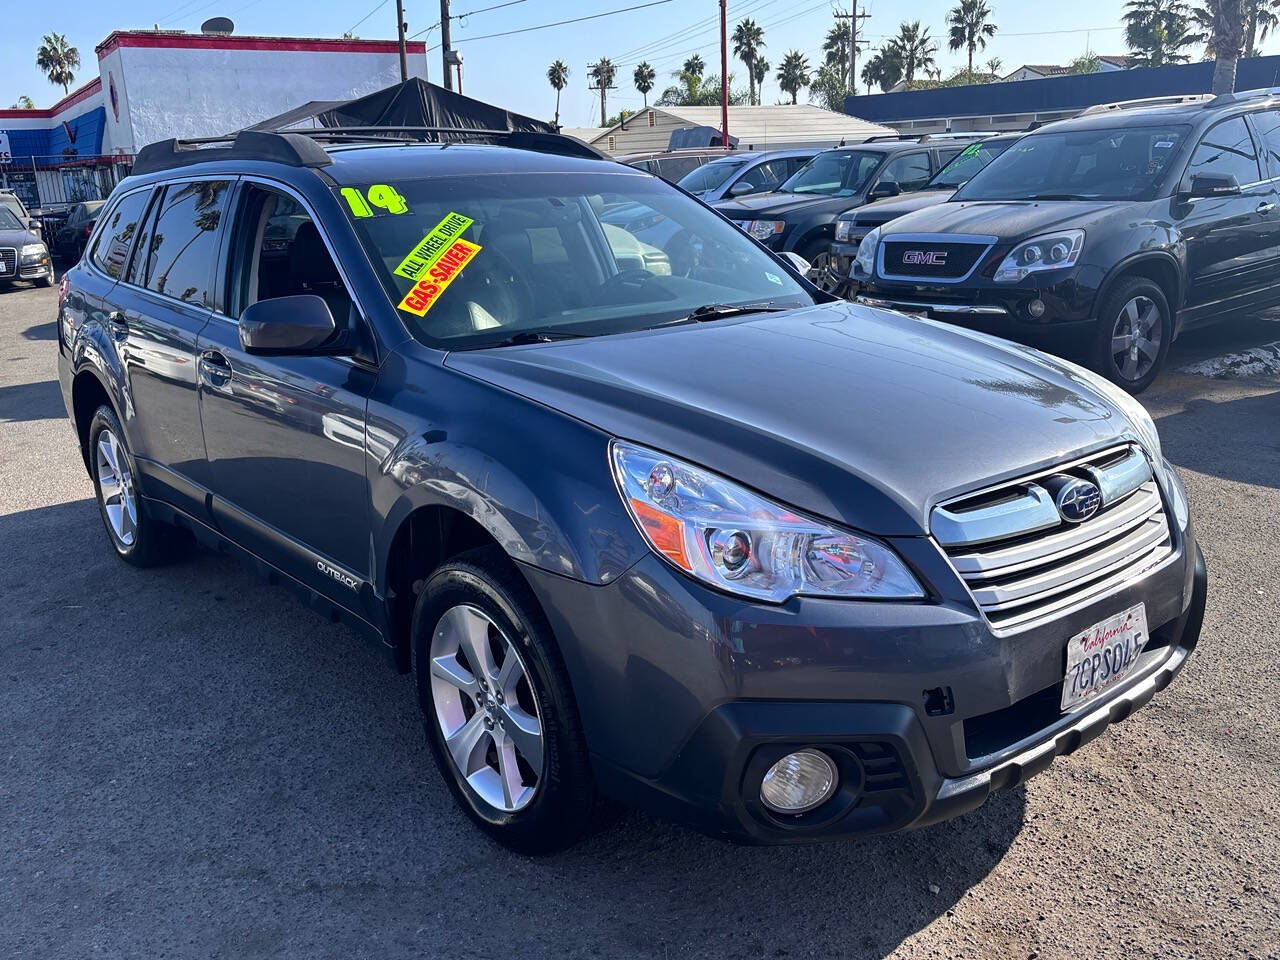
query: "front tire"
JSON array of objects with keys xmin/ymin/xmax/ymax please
[
  {"xmin": 411, "ymin": 546, "xmax": 601, "ymax": 853},
  {"xmin": 88, "ymin": 405, "xmax": 187, "ymax": 567},
  {"xmin": 1091, "ymin": 276, "xmax": 1172, "ymax": 395}
]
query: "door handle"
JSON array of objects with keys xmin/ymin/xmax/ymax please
[
  {"xmin": 107, "ymin": 311, "xmax": 129, "ymax": 342},
  {"xmin": 198, "ymin": 350, "xmax": 233, "ymax": 390},
  {"xmin": 1257, "ymin": 201, "xmax": 1276, "ymax": 214}
]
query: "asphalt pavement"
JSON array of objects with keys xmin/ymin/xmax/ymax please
[{"xmin": 1, "ymin": 278, "xmax": 1277, "ymax": 960}]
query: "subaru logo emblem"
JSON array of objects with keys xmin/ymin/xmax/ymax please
[{"xmin": 1055, "ymin": 477, "xmax": 1102, "ymax": 523}]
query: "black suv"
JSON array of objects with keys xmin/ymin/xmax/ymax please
[
  {"xmin": 854, "ymin": 89, "xmax": 1280, "ymax": 393},
  {"xmin": 711, "ymin": 135, "xmax": 978, "ymax": 272},
  {"xmin": 57, "ymin": 129, "xmax": 1205, "ymax": 851}
]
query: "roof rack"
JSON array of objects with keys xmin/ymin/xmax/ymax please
[
  {"xmin": 1206, "ymin": 85, "xmax": 1280, "ymax": 107},
  {"xmin": 862, "ymin": 131, "xmax": 988, "ymax": 143},
  {"xmin": 132, "ymin": 126, "xmax": 610, "ymax": 177},
  {"xmin": 1077, "ymin": 94, "xmax": 1214, "ymax": 117},
  {"xmin": 133, "ymin": 130, "xmax": 333, "ymax": 176}
]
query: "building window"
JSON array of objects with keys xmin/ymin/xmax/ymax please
[
  {"xmin": 608, "ymin": 135, "xmax": 616, "ymax": 151},
  {"xmin": 648, "ymin": 111, "xmax": 656, "ymax": 127}
]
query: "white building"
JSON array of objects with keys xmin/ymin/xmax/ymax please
[{"xmin": 589, "ymin": 104, "xmax": 894, "ymax": 155}]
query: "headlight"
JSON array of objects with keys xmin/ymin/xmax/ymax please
[
  {"xmin": 994, "ymin": 230, "xmax": 1084, "ymax": 283},
  {"xmin": 745, "ymin": 219, "xmax": 785, "ymax": 241},
  {"xmin": 20, "ymin": 243, "xmax": 48, "ymax": 262},
  {"xmin": 853, "ymin": 225, "xmax": 880, "ymax": 277},
  {"xmin": 834, "ymin": 219, "xmax": 854, "ymax": 242},
  {"xmin": 611, "ymin": 441, "xmax": 924, "ymax": 603}
]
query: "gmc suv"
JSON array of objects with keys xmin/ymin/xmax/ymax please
[
  {"xmin": 57, "ymin": 128, "xmax": 1205, "ymax": 852},
  {"xmin": 853, "ymin": 89, "xmax": 1280, "ymax": 393}
]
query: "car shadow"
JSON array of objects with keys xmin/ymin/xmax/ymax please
[
  {"xmin": 21, "ymin": 320, "xmax": 57, "ymax": 341},
  {"xmin": 0, "ymin": 499, "xmax": 1024, "ymax": 959},
  {"xmin": 0, "ymin": 379, "xmax": 64, "ymax": 423},
  {"xmin": 1155, "ymin": 386, "xmax": 1280, "ymax": 490}
]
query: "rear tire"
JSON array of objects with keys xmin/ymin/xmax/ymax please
[
  {"xmin": 1090, "ymin": 275, "xmax": 1172, "ymax": 395},
  {"xmin": 411, "ymin": 546, "xmax": 601, "ymax": 853},
  {"xmin": 88, "ymin": 405, "xmax": 188, "ymax": 567}
]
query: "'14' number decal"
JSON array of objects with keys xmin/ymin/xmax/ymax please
[{"xmin": 341, "ymin": 184, "xmax": 409, "ymax": 218}]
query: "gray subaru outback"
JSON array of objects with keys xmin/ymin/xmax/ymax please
[{"xmin": 56, "ymin": 129, "xmax": 1205, "ymax": 852}]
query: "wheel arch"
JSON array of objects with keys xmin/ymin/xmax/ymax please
[
  {"xmin": 70, "ymin": 366, "xmax": 118, "ymax": 474},
  {"xmin": 1097, "ymin": 252, "xmax": 1182, "ymax": 318}
]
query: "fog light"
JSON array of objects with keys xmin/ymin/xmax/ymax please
[
  {"xmin": 760, "ymin": 749, "xmax": 837, "ymax": 814},
  {"xmin": 1026, "ymin": 298, "xmax": 1046, "ymax": 319}
]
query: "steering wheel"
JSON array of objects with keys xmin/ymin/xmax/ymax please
[{"xmin": 597, "ymin": 267, "xmax": 659, "ymax": 299}]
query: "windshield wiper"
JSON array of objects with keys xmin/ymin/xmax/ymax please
[
  {"xmin": 655, "ymin": 302, "xmax": 790, "ymax": 329},
  {"xmin": 1025, "ymin": 193, "xmax": 1092, "ymax": 201},
  {"xmin": 484, "ymin": 329, "xmax": 588, "ymax": 348}
]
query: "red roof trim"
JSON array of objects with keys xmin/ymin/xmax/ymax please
[
  {"xmin": 0, "ymin": 78, "xmax": 102, "ymax": 119},
  {"xmin": 97, "ymin": 31, "xmax": 427, "ymax": 60}
]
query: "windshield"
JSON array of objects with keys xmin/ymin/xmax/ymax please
[
  {"xmin": 929, "ymin": 139, "xmax": 1016, "ymax": 190},
  {"xmin": 955, "ymin": 125, "xmax": 1189, "ymax": 201},
  {"xmin": 0, "ymin": 207, "xmax": 23, "ymax": 231},
  {"xmin": 780, "ymin": 150, "xmax": 882, "ymax": 196},
  {"xmin": 678, "ymin": 158, "xmax": 748, "ymax": 193},
  {"xmin": 338, "ymin": 170, "xmax": 814, "ymax": 349}
]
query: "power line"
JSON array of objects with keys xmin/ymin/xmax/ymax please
[
  {"xmin": 346, "ymin": 0, "xmax": 391, "ymax": 36},
  {"xmin": 407, "ymin": 0, "xmax": 531, "ymax": 40},
  {"xmin": 425, "ymin": 0, "xmax": 677, "ymax": 49}
]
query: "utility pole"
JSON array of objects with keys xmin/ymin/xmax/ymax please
[
  {"xmin": 395, "ymin": 0, "xmax": 408, "ymax": 82},
  {"xmin": 833, "ymin": 4, "xmax": 870, "ymax": 95},
  {"xmin": 719, "ymin": 0, "xmax": 729, "ymax": 148},
  {"xmin": 440, "ymin": 0, "xmax": 454, "ymax": 90},
  {"xmin": 587, "ymin": 65, "xmax": 616, "ymax": 128}
]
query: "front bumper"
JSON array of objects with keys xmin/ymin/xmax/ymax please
[{"xmin": 521, "ymin": 502, "xmax": 1205, "ymax": 843}]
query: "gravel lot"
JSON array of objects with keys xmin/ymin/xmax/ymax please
[{"xmin": 1, "ymin": 278, "xmax": 1277, "ymax": 960}]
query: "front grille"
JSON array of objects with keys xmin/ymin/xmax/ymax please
[
  {"xmin": 0, "ymin": 247, "xmax": 15, "ymax": 276},
  {"xmin": 932, "ymin": 446, "xmax": 1174, "ymax": 632},
  {"xmin": 879, "ymin": 234, "xmax": 993, "ymax": 281}
]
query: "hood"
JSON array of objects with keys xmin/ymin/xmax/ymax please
[
  {"xmin": 445, "ymin": 302, "xmax": 1137, "ymax": 536},
  {"xmin": 883, "ymin": 198, "xmax": 1129, "ymax": 240},
  {"xmin": 0, "ymin": 227, "xmax": 40, "ymax": 247},
  {"xmin": 712, "ymin": 191, "xmax": 849, "ymax": 217},
  {"xmin": 850, "ymin": 190, "xmax": 954, "ymax": 223}
]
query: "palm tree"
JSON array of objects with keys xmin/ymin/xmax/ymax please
[
  {"xmin": 823, "ymin": 23, "xmax": 852, "ymax": 90},
  {"xmin": 36, "ymin": 33, "xmax": 80, "ymax": 95},
  {"xmin": 633, "ymin": 61, "xmax": 656, "ymax": 107},
  {"xmin": 777, "ymin": 50, "xmax": 810, "ymax": 104},
  {"xmin": 1190, "ymin": 0, "xmax": 1246, "ymax": 92},
  {"xmin": 861, "ymin": 48, "xmax": 905, "ymax": 93},
  {"xmin": 891, "ymin": 22, "xmax": 938, "ymax": 83},
  {"xmin": 588, "ymin": 57, "xmax": 617, "ymax": 127},
  {"xmin": 947, "ymin": 0, "xmax": 998, "ymax": 80},
  {"xmin": 1193, "ymin": 0, "xmax": 1271, "ymax": 57},
  {"xmin": 674, "ymin": 54, "xmax": 705, "ymax": 102},
  {"xmin": 546, "ymin": 60, "xmax": 570, "ymax": 128},
  {"xmin": 732, "ymin": 19, "xmax": 766, "ymax": 105},
  {"xmin": 753, "ymin": 58, "xmax": 769, "ymax": 103},
  {"xmin": 1124, "ymin": 0, "xmax": 1196, "ymax": 65}
]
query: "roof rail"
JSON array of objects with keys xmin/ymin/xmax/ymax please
[
  {"xmin": 294, "ymin": 126, "xmax": 612, "ymax": 161},
  {"xmin": 1077, "ymin": 94, "xmax": 1214, "ymax": 117},
  {"xmin": 133, "ymin": 130, "xmax": 332, "ymax": 176},
  {"xmin": 863, "ymin": 131, "xmax": 987, "ymax": 143},
  {"xmin": 1206, "ymin": 85, "xmax": 1280, "ymax": 107}
]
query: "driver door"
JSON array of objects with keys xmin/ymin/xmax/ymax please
[{"xmin": 196, "ymin": 180, "xmax": 378, "ymax": 607}]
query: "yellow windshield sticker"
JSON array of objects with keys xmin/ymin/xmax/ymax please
[
  {"xmin": 397, "ymin": 239, "xmax": 482, "ymax": 316},
  {"xmin": 341, "ymin": 184, "xmax": 410, "ymax": 218},
  {"xmin": 394, "ymin": 211, "xmax": 475, "ymax": 280}
]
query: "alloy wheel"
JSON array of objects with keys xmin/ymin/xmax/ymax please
[
  {"xmin": 429, "ymin": 603, "xmax": 544, "ymax": 813},
  {"xmin": 1110, "ymin": 295, "xmax": 1163, "ymax": 383},
  {"xmin": 806, "ymin": 252, "xmax": 842, "ymax": 293},
  {"xmin": 95, "ymin": 428, "xmax": 137, "ymax": 547}
]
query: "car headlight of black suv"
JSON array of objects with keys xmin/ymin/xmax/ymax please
[{"xmin": 993, "ymin": 229, "xmax": 1085, "ymax": 283}]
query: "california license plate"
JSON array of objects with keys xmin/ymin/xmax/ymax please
[{"xmin": 1061, "ymin": 603, "xmax": 1149, "ymax": 712}]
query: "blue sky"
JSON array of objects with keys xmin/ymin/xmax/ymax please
[{"xmin": 5, "ymin": 0, "xmax": 1277, "ymax": 124}]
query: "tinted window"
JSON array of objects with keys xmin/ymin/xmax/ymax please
[
  {"xmin": 140, "ymin": 180, "xmax": 230, "ymax": 305},
  {"xmin": 1252, "ymin": 109, "xmax": 1280, "ymax": 172},
  {"xmin": 879, "ymin": 152, "xmax": 932, "ymax": 191},
  {"xmin": 655, "ymin": 156, "xmax": 703, "ymax": 181},
  {"xmin": 677, "ymin": 158, "xmax": 747, "ymax": 192},
  {"xmin": 91, "ymin": 191, "xmax": 151, "ymax": 280},
  {"xmin": 782, "ymin": 150, "xmax": 882, "ymax": 196},
  {"xmin": 929, "ymin": 139, "xmax": 1015, "ymax": 189},
  {"xmin": 1189, "ymin": 117, "xmax": 1262, "ymax": 185},
  {"xmin": 747, "ymin": 159, "xmax": 792, "ymax": 191},
  {"xmin": 957, "ymin": 125, "xmax": 1189, "ymax": 201}
]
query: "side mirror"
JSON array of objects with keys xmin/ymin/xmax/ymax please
[
  {"xmin": 780, "ymin": 251, "xmax": 810, "ymax": 273},
  {"xmin": 729, "ymin": 180, "xmax": 757, "ymax": 197},
  {"xmin": 1184, "ymin": 172, "xmax": 1241, "ymax": 199},
  {"xmin": 239, "ymin": 294, "xmax": 339, "ymax": 355},
  {"xmin": 869, "ymin": 180, "xmax": 901, "ymax": 200},
  {"xmin": 27, "ymin": 219, "xmax": 40, "ymax": 233}
]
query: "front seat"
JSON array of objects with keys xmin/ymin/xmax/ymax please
[{"xmin": 289, "ymin": 222, "xmax": 353, "ymax": 326}]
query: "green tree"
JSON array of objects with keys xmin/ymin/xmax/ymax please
[
  {"xmin": 660, "ymin": 55, "xmax": 706, "ymax": 103},
  {"xmin": 861, "ymin": 48, "xmax": 905, "ymax": 93},
  {"xmin": 1193, "ymin": 0, "xmax": 1267, "ymax": 60},
  {"xmin": 633, "ymin": 61, "xmax": 656, "ymax": 107},
  {"xmin": 890, "ymin": 22, "xmax": 938, "ymax": 83},
  {"xmin": 36, "ymin": 32, "xmax": 80, "ymax": 95},
  {"xmin": 823, "ymin": 23, "xmax": 852, "ymax": 90},
  {"xmin": 810, "ymin": 62, "xmax": 850, "ymax": 109},
  {"xmin": 1124, "ymin": 0, "xmax": 1196, "ymax": 65},
  {"xmin": 588, "ymin": 57, "xmax": 617, "ymax": 127},
  {"xmin": 10, "ymin": 95, "xmax": 35, "ymax": 109},
  {"xmin": 657, "ymin": 70, "xmax": 748, "ymax": 107},
  {"xmin": 776, "ymin": 50, "xmax": 811, "ymax": 104},
  {"xmin": 546, "ymin": 59, "xmax": 570, "ymax": 127},
  {"xmin": 1190, "ymin": 0, "xmax": 1246, "ymax": 91},
  {"xmin": 753, "ymin": 57, "xmax": 770, "ymax": 102},
  {"xmin": 732, "ymin": 18, "xmax": 767, "ymax": 105},
  {"xmin": 947, "ymin": 0, "xmax": 998, "ymax": 80},
  {"xmin": 1067, "ymin": 53, "xmax": 1102, "ymax": 73}
]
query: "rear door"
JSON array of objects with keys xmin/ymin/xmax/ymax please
[
  {"xmin": 873, "ymin": 150, "xmax": 934, "ymax": 194},
  {"xmin": 1243, "ymin": 108, "xmax": 1280, "ymax": 309},
  {"xmin": 1177, "ymin": 116, "xmax": 1275, "ymax": 323},
  {"xmin": 111, "ymin": 177, "xmax": 233, "ymax": 517}
]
